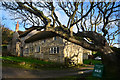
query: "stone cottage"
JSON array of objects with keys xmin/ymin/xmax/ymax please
[{"xmin": 11, "ymin": 22, "xmax": 92, "ymax": 64}]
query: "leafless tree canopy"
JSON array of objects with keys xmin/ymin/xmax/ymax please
[{"xmin": 2, "ymin": 1, "xmax": 120, "ymax": 51}]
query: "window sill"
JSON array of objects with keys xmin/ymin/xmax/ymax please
[
  {"xmin": 49, "ymin": 53, "xmax": 59, "ymax": 55},
  {"xmin": 35, "ymin": 52, "xmax": 41, "ymax": 53}
]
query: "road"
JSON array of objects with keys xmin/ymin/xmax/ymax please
[{"xmin": 2, "ymin": 66, "xmax": 93, "ymax": 78}]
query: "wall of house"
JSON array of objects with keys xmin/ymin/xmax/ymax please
[
  {"xmin": 83, "ymin": 53, "xmax": 88, "ymax": 59},
  {"xmin": 23, "ymin": 36, "xmax": 65, "ymax": 63},
  {"xmin": 83, "ymin": 49, "xmax": 92, "ymax": 59},
  {"xmin": 23, "ymin": 36, "xmax": 92, "ymax": 64},
  {"xmin": 11, "ymin": 32, "xmax": 20, "ymax": 56},
  {"xmin": 16, "ymin": 42, "xmax": 21, "ymax": 56},
  {"xmin": 63, "ymin": 39, "xmax": 83, "ymax": 64},
  {"xmin": 83, "ymin": 49, "xmax": 92, "ymax": 55}
]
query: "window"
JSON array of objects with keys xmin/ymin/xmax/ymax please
[
  {"xmin": 24, "ymin": 48, "xmax": 29, "ymax": 53},
  {"xmin": 44, "ymin": 40, "xmax": 46, "ymax": 43},
  {"xmin": 30, "ymin": 47, "xmax": 34, "ymax": 53},
  {"xmin": 35, "ymin": 46, "xmax": 40, "ymax": 53},
  {"xmin": 42, "ymin": 40, "xmax": 46, "ymax": 43},
  {"xmin": 50, "ymin": 47, "xmax": 59, "ymax": 54},
  {"xmin": 53, "ymin": 37, "xmax": 57, "ymax": 40}
]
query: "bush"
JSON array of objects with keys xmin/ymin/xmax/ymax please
[
  {"xmin": 93, "ymin": 52, "xmax": 102, "ymax": 58},
  {"xmin": 2, "ymin": 45, "xmax": 9, "ymax": 56}
]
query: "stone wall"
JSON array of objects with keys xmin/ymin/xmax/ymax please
[
  {"xmin": 11, "ymin": 32, "xmax": 20, "ymax": 56},
  {"xmin": 23, "ymin": 36, "xmax": 65, "ymax": 63},
  {"xmin": 23, "ymin": 36, "xmax": 91, "ymax": 64},
  {"xmin": 83, "ymin": 53, "xmax": 88, "ymax": 59},
  {"xmin": 63, "ymin": 39, "xmax": 83, "ymax": 64},
  {"xmin": 83, "ymin": 49, "xmax": 92, "ymax": 59}
]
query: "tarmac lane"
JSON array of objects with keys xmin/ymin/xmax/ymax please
[{"xmin": 2, "ymin": 66, "xmax": 93, "ymax": 78}]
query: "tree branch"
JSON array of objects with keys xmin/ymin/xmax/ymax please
[
  {"xmin": 17, "ymin": 2, "xmax": 50, "ymax": 25},
  {"xmin": 70, "ymin": 2, "xmax": 97, "ymax": 27},
  {"xmin": 108, "ymin": 19, "xmax": 120, "ymax": 23}
]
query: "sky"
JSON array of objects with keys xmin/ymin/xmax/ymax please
[
  {"xmin": 0, "ymin": 1, "xmax": 120, "ymax": 48},
  {"xmin": 0, "ymin": 9, "xmax": 26, "ymax": 31}
]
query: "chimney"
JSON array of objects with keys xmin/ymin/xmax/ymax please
[{"xmin": 15, "ymin": 21, "xmax": 19, "ymax": 32}]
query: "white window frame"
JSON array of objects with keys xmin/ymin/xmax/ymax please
[
  {"xmin": 53, "ymin": 37, "xmax": 57, "ymax": 40},
  {"xmin": 35, "ymin": 46, "xmax": 40, "ymax": 53},
  {"xmin": 30, "ymin": 47, "xmax": 34, "ymax": 53},
  {"xmin": 24, "ymin": 48, "xmax": 29, "ymax": 54},
  {"xmin": 42, "ymin": 40, "xmax": 46, "ymax": 43},
  {"xmin": 50, "ymin": 47, "xmax": 59, "ymax": 54}
]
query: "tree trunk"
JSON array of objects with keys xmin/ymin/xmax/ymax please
[{"xmin": 100, "ymin": 46, "xmax": 120, "ymax": 79}]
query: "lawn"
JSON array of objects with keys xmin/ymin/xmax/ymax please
[
  {"xmin": 1, "ymin": 56, "xmax": 101, "ymax": 70},
  {"xmin": 1, "ymin": 56, "xmax": 66, "ymax": 70},
  {"xmin": 1, "ymin": 56, "xmax": 52, "ymax": 64},
  {"xmin": 83, "ymin": 59, "xmax": 102, "ymax": 65}
]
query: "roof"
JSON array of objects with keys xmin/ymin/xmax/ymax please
[
  {"xmin": 19, "ymin": 26, "xmax": 38, "ymax": 38},
  {"xmin": 25, "ymin": 31, "xmax": 58, "ymax": 43}
]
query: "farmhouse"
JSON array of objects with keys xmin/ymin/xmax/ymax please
[{"xmin": 11, "ymin": 22, "xmax": 92, "ymax": 64}]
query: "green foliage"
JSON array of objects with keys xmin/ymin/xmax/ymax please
[
  {"xmin": 92, "ymin": 51, "xmax": 97, "ymax": 54},
  {"xmin": 83, "ymin": 59, "xmax": 102, "ymax": 65},
  {"xmin": 2, "ymin": 26, "xmax": 13, "ymax": 44},
  {"xmin": 2, "ymin": 45, "xmax": 7, "ymax": 50},
  {"xmin": 93, "ymin": 52, "xmax": 102, "ymax": 58}
]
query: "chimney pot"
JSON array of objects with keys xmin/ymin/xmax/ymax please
[{"xmin": 15, "ymin": 21, "xmax": 19, "ymax": 32}]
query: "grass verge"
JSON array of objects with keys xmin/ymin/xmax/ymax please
[
  {"xmin": 1, "ymin": 56, "xmax": 66, "ymax": 70},
  {"xmin": 84, "ymin": 59, "xmax": 102, "ymax": 65}
]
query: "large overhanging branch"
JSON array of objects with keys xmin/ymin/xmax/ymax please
[
  {"xmin": 47, "ymin": 26, "xmax": 102, "ymax": 51},
  {"xmin": 75, "ymin": 31, "xmax": 107, "ymax": 46}
]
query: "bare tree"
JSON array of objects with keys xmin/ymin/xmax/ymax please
[{"xmin": 2, "ymin": 0, "xmax": 120, "ymax": 78}]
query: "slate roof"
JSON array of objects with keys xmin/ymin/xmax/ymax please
[{"xmin": 25, "ymin": 31, "xmax": 58, "ymax": 43}]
